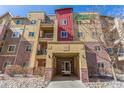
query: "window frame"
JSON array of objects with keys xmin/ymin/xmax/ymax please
[
  {"xmin": 11, "ymin": 32, "xmax": 20, "ymax": 38},
  {"xmin": 3, "ymin": 61, "xmax": 12, "ymax": 68},
  {"xmin": 7, "ymin": 45, "xmax": 16, "ymax": 53},
  {"xmin": 31, "ymin": 20, "xmax": 37, "ymax": 24},
  {"xmin": 0, "ymin": 46, "xmax": 2, "ymax": 53},
  {"xmin": 28, "ymin": 32, "xmax": 35, "ymax": 37},
  {"xmin": 16, "ymin": 20, "xmax": 20, "ymax": 24},
  {"xmin": 117, "ymin": 48, "xmax": 124, "ymax": 56},
  {"xmin": 92, "ymin": 31, "xmax": 98, "ymax": 39},
  {"xmin": 98, "ymin": 62, "xmax": 104, "ymax": 68},
  {"xmin": 78, "ymin": 32, "xmax": 85, "ymax": 38},
  {"xmin": 61, "ymin": 19, "xmax": 68, "ymax": 25},
  {"xmin": 95, "ymin": 46, "xmax": 101, "ymax": 51},
  {"xmin": 21, "ymin": 62, "xmax": 29, "ymax": 67},
  {"xmin": 25, "ymin": 45, "xmax": 32, "ymax": 52},
  {"xmin": 61, "ymin": 31, "xmax": 68, "ymax": 38}
]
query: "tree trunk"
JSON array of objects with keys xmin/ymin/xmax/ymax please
[{"xmin": 111, "ymin": 64, "xmax": 117, "ymax": 81}]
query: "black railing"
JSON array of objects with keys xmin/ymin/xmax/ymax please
[
  {"xmin": 37, "ymin": 49, "xmax": 47, "ymax": 55},
  {"xmin": 41, "ymin": 20, "xmax": 54, "ymax": 24}
]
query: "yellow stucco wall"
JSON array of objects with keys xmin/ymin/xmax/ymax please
[
  {"xmin": 46, "ymin": 42, "xmax": 88, "ymax": 69},
  {"xmin": 73, "ymin": 12, "xmax": 102, "ymax": 42},
  {"xmin": 28, "ymin": 12, "xmax": 45, "ymax": 20}
]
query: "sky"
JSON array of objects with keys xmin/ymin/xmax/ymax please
[{"xmin": 0, "ymin": 5, "xmax": 124, "ymax": 17}]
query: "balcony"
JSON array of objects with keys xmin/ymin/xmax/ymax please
[
  {"xmin": 40, "ymin": 20, "xmax": 54, "ymax": 28},
  {"xmin": 36, "ymin": 49, "xmax": 47, "ymax": 59},
  {"xmin": 39, "ymin": 32, "xmax": 53, "ymax": 42},
  {"xmin": 118, "ymin": 48, "xmax": 124, "ymax": 61},
  {"xmin": 118, "ymin": 56, "xmax": 124, "ymax": 61},
  {"xmin": 37, "ymin": 49, "xmax": 47, "ymax": 55},
  {"xmin": 39, "ymin": 37, "xmax": 53, "ymax": 42}
]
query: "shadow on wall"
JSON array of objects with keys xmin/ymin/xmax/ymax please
[
  {"xmin": 85, "ymin": 45, "xmax": 98, "ymax": 76},
  {"xmin": 0, "ymin": 24, "xmax": 34, "ymax": 73}
]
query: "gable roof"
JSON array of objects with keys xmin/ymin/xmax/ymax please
[{"xmin": 0, "ymin": 12, "xmax": 13, "ymax": 19}]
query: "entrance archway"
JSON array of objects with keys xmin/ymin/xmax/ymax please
[{"xmin": 52, "ymin": 53, "xmax": 80, "ymax": 80}]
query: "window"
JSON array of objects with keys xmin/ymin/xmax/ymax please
[
  {"xmin": 29, "ymin": 32, "xmax": 35, "ymax": 37},
  {"xmin": 61, "ymin": 19, "xmax": 68, "ymax": 25},
  {"xmin": 78, "ymin": 32, "xmax": 85, "ymax": 38},
  {"xmin": 61, "ymin": 31, "xmax": 68, "ymax": 38},
  {"xmin": 0, "ymin": 46, "xmax": 2, "ymax": 53},
  {"xmin": 16, "ymin": 20, "xmax": 21, "ymax": 24},
  {"xmin": 118, "ymin": 48, "xmax": 124, "ymax": 56},
  {"xmin": 0, "ymin": 43, "xmax": 3, "ymax": 53},
  {"xmin": 12, "ymin": 32, "xmax": 20, "ymax": 38},
  {"xmin": 7, "ymin": 45, "xmax": 16, "ymax": 52},
  {"xmin": 45, "ymin": 33, "xmax": 53, "ymax": 38},
  {"xmin": 113, "ymin": 63, "xmax": 117, "ymax": 68},
  {"xmin": 98, "ymin": 63, "xmax": 104, "ymax": 68},
  {"xmin": 26, "ymin": 45, "xmax": 32, "ymax": 51},
  {"xmin": 16, "ymin": 20, "xmax": 25, "ymax": 25},
  {"xmin": 3, "ymin": 61, "xmax": 12, "ymax": 68},
  {"xmin": 21, "ymin": 62, "xmax": 29, "ymax": 67},
  {"xmin": 0, "ymin": 19, "xmax": 3, "ymax": 24},
  {"xmin": 92, "ymin": 32, "xmax": 98, "ymax": 39},
  {"xmin": 95, "ymin": 46, "xmax": 101, "ymax": 51},
  {"xmin": 107, "ymin": 48, "xmax": 113, "ymax": 55},
  {"xmin": 31, "ymin": 20, "xmax": 37, "ymax": 24},
  {"xmin": 76, "ymin": 20, "xmax": 81, "ymax": 25}
]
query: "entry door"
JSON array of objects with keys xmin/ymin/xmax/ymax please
[{"xmin": 61, "ymin": 61, "xmax": 71, "ymax": 75}]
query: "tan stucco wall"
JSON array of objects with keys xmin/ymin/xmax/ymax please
[
  {"xmin": 46, "ymin": 42, "xmax": 88, "ymax": 69},
  {"xmin": 28, "ymin": 12, "xmax": 45, "ymax": 20},
  {"xmin": 73, "ymin": 13, "xmax": 102, "ymax": 42},
  {"xmin": 21, "ymin": 21, "xmax": 41, "ymax": 68}
]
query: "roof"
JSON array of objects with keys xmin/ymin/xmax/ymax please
[
  {"xmin": 100, "ymin": 15, "xmax": 115, "ymax": 18},
  {"xmin": 0, "ymin": 12, "xmax": 13, "ymax": 19},
  {"xmin": 12, "ymin": 17, "xmax": 28, "ymax": 19},
  {"xmin": 28, "ymin": 11, "xmax": 45, "ymax": 14},
  {"xmin": 55, "ymin": 8, "xmax": 73, "ymax": 13}
]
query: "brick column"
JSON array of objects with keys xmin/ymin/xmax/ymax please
[
  {"xmin": 81, "ymin": 68, "xmax": 89, "ymax": 82},
  {"xmin": 45, "ymin": 68, "xmax": 53, "ymax": 81}
]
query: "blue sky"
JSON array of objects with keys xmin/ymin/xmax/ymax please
[{"xmin": 0, "ymin": 5, "xmax": 124, "ymax": 17}]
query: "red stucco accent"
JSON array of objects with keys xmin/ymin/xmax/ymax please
[{"xmin": 56, "ymin": 8, "xmax": 74, "ymax": 41}]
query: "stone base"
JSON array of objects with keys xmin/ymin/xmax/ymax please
[
  {"xmin": 81, "ymin": 68, "xmax": 89, "ymax": 82},
  {"xmin": 44, "ymin": 68, "xmax": 53, "ymax": 81}
]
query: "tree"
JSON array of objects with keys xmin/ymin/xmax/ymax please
[{"xmin": 74, "ymin": 6, "xmax": 124, "ymax": 81}]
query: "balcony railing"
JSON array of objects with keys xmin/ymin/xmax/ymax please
[
  {"xmin": 37, "ymin": 49, "xmax": 47, "ymax": 55},
  {"xmin": 39, "ymin": 37, "xmax": 53, "ymax": 40},
  {"xmin": 40, "ymin": 20, "xmax": 54, "ymax": 27},
  {"xmin": 41, "ymin": 20, "xmax": 54, "ymax": 24}
]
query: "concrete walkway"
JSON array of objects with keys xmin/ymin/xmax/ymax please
[{"xmin": 47, "ymin": 76, "xmax": 85, "ymax": 88}]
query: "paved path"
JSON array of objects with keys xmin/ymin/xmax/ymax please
[{"xmin": 47, "ymin": 76, "xmax": 85, "ymax": 88}]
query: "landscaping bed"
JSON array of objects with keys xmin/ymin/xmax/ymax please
[{"xmin": 0, "ymin": 76, "xmax": 48, "ymax": 88}]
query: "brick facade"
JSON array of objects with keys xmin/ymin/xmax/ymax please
[
  {"xmin": 0, "ymin": 8, "xmax": 124, "ymax": 83},
  {"xmin": 81, "ymin": 68, "xmax": 89, "ymax": 82},
  {"xmin": 85, "ymin": 42, "xmax": 111, "ymax": 76},
  {"xmin": 44, "ymin": 68, "xmax": 54, "ymax": 81},
  {"xmin": 15, "ymin": 41, "xmax": 34, "ymax": 65},
  {"xmin": 0, "ymin": 56, "xmax": 15, "ymax": 70}
]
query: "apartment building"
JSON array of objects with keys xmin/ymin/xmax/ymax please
[{"xmin": 0, "ymin": 8, "xmax": 124, "ymax": 82}]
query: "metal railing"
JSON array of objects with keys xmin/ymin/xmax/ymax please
[
  {"xmin": 41, "ymin": 20, "xmax": 54, "ymax": 24},
  {"xmin": 37, "ymin": 49, "xmax": 47, "ymax": 55}
]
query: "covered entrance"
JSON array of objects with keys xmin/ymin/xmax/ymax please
[
  {"xmin": 53, "ymin": 53, "xmax": 80, "ymax": 79},
  {"xmin": 45, "ymin": 42, "xmax": 89, "ymax": 82}
]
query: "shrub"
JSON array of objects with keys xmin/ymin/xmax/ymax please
[
  {"xmin": 5, "ymin": 65, "xmax": 23, "ymax": 76},
  {"xmin": 5, "ymin": 65, "xmax": 32, "ymax": 77}
]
